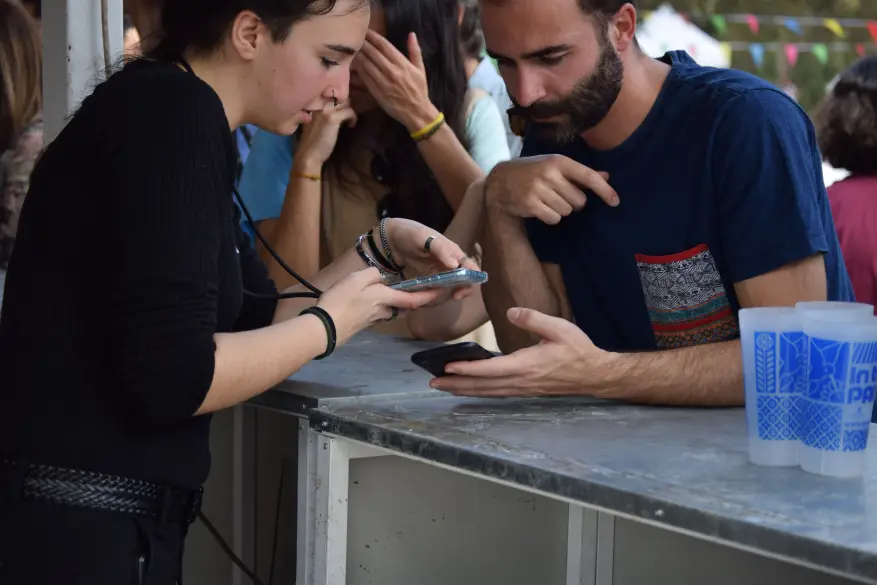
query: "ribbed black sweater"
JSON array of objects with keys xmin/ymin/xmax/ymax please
[{"xmin": 0, "ymin": 60, "xmax": 277, "ymax": 489}]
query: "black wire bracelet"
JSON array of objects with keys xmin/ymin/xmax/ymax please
[
  {"xmin": 366, "ymin": 230, "xmax": 395, "ymax": 273},
  {"xmin": 299, "ymin": 306, "xmax": 337, "ymax": 360}
]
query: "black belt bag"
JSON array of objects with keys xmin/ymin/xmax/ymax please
[{"xmin": 0, "ymin": 460, "xmax": 203, "ymax": 525}]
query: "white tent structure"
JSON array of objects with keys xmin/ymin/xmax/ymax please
[{"xmin": 637, "ymin": 4, "xmax": 731, "ymax": 68}]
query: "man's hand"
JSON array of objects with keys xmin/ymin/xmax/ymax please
[
  {"xmin": 430, "ymin": 307, "xmax": 618, "ymax": 397},
  {"xmin": 485, "ymin": 155, "xmax": 620, "ymax": 225}
]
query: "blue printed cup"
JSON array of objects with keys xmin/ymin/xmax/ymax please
[
  {"xmin": 800, "ymin": 315, "xmax": 877, "ymax": 478},
  {"xmin": 795, "ymin": 301, "xmax": 874, "ymax": 316},
  {"xmin": 740, "ymin": 308, "xmax": 806, "ymax": 466}
]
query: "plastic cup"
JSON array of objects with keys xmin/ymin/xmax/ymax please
[
  {"xmin": 740, "ymin": 307, "xmax": 806, "ymax": 466},
  {"xmin": 795, "ymin": 301, "xmax": 874, "ymax": 316},
  {"xmin": 799, "ymin": 314, "xmax": 877, "ymax": 478}
]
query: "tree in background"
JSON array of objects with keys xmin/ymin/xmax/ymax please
[{"xmin": 637, "ymin": 0, "xmax": 877, "ymax": 113}]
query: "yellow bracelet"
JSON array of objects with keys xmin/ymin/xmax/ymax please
[
  {"xmin": 410, "ymin": 112, "xmax": 445, "ymax": 141},
  {"xmin": 292, "ymin": 171, "xmax": 321, "ymax": 181}
]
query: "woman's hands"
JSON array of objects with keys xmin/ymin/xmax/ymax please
[
  {"xmin": 294, "ymin": 103, "xmax": 358, "ymax": 171},
  {"xmin": 354, "ymin": 30, "xmax": 439, "ymax": 133},
  {"xmin": 315, "ymin": 268, "xmax": 438, "ymax": 346},
  {"xmin": 312, "ymin": 219, "xmax": 482, "ymax": 348},
  {"xmin": 385, "ymin": 218, "xmax": 481, "ymax": 301}
]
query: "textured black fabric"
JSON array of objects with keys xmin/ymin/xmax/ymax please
[
  {"xmin": 0, "ymin": 499, "xmax": 189, "ymax": 585},
  {"xmin": 0, "ymin": 60, "xmax": 277, "ymax": 491}
]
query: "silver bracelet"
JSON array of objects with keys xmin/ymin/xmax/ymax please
[{"xmin": 378, "ymin": 218, "xmax": 405, "ymax": 277}]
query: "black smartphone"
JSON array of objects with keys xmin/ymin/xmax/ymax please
[{"xmin": 411, "ymin": 342, "xmax": 496, "ymax": 377}]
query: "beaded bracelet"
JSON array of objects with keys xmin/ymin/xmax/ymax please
[{"xmin": 378, "ymin": 218, "xmax": 406, "ymax": 279}]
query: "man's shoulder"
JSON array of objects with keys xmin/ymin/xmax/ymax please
[{"xmin": 668, "ymin": 53, "xmax": 805, "ymax": 126}]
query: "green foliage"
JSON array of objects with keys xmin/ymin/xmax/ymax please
[{"xmin": 637, "ymin": 0, "xmax": 877, "ymax": 113}]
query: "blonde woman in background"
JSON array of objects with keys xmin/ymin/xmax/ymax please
[{"xmin": 0, "ymin": 0, "xmax": 43, "ymax": 279}]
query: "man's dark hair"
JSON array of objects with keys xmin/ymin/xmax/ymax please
[
  {"xmin": 816, "ymin": 55, "xmax": 877, "ymax": 175},
  {"xmin": 147, "ymin": 0, "xmax": 368, "ymax": 62}
]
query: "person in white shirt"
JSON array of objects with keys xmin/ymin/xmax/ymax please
[{"xmin": 459, "ymin": 0, "xmax": 522, "ymax": 157}]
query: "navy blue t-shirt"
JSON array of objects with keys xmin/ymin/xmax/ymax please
[{"xmin": 524, "ymin": 51, "xmax": 853, "ymax": 353}]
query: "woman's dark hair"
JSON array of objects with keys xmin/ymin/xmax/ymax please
[
  {"xmin": 816, "ymin": 55, "xmax": 877, "ymax": 176},
  {"xmin": 459, "ymin": 0, "xmax": 484, "ymax": 60},
  {"xmin": 147, "ymin": 0, "xmax": 366, "ymax": 62},
  {"xmin": 328, "ymin": 0, "xmax": 469, "ymax": 232}
]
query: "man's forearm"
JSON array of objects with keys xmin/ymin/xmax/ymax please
[
  {"xmin": 481, "ymin": 210, "xmax": 562, "ymax": 352},
  {"xmin": 601, "ymin": 340, "xmax": 743, "ymax": 406}
]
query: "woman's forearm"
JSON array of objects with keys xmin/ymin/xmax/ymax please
[
  {"xmin": 272, "ymin": 246, "xmax": 368, "ymax": 322},
  {"xmin": 196, "ymin": 314, "xmax": 327, "ymax": 414},
  {"xmin": 264, "ymin": 160, "xmax": 324, "ymax": 289},
  {"xmin": 416, "ymin": 123, "xmax": 484, "ymax": 211}
]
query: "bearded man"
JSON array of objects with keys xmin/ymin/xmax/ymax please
[{"xmin": 430, "ymin": 0, "xmax": 856, "ymax": 408}]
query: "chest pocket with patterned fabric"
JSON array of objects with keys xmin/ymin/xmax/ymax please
[{"xmin": 634, "ymin": 244, "xmax": 740, "ymax": 350}]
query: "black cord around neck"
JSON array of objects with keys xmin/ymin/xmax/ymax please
[{"xmin": 174, "ymin": 57, "xmax": 322, "ymax": 300}]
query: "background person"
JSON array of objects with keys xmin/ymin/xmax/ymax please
[
  {"xmin": 0, "ymin": 0, "xmax": 43, "ymax": 274},
  {"xmin": 816, "ymin": 55, "xmax": 877, "ymax": 314},
  {"xmin": 458, "ymin": 0, "xmax": 521, "ymax": 157}
]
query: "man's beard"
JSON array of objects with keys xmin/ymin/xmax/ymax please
[{"xmin": 510, "ymin": 40, "xmax": 624, "ymax": 144}]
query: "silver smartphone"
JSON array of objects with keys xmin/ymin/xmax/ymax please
[{"xmin": 388, "ymin": 268, "xmax": 488, "ymax": 292}]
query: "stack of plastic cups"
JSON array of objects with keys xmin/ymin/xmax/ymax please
[
  {"xmin": 799, "ymin": 305, "xmax": 877, "ymax": 478},
  {"xmin": 740, "ymin": 302, "xmax": 875, "ymax": 472},
  {"xmin": 740, "ymin": 308, "xmax": 806, "ymax": 466}
]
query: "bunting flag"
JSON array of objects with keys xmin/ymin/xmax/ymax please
[
  {"xmin": 710, "ymin": 14, "xmax": 727, "ymax": 37},
  {"xmin": 823, "ymin": 18, "xmax": 846, "ymax": 38},
  {"xmin": 869, "ymin": 21, "xmax": 877, "ymax": 44},
  {"xmin": 784, "ymin": 18, "xmax": 802, "ymax": 35},
  {"xmin": 749, "ymin": 44, "xmax": 765, "ymax": 68},
  {"xmin": 812, "ymin": 44, "xmax": 829, "ymax": 64},
  {"xmin": 745, "ymin": 14, "xmax": 760, "ymax": 35},
  {"xmin": 720, "ymin": 42, "xmax": 733, "ymax": 65},
  {"xmin": 857, "ymin": 44, "xmax": 867, "ymax": 57},
  {"xmin": 784, "ymin": 44, "xmax": 799, "ymax": 67}
]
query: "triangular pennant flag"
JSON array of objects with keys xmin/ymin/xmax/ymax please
[
  {"xmin": 689, "ymin": 44, "xmax": 698, "ymax": 57},
  {"xmin": 784, "ymin": 18, "xmax": 802, "ymax": 35},
  {"xmin": 857, "ymin": 44, "xmax": 867, "ymax": 57},
  {"xmin": 868, "ymin": 21, "xmax": 877, "ymax": 44},
  {"xmin": 720, "ymin": 42, "xmax": 733, "ymax": 65},
  {"xmin": 785, "ymin": 44, "xmax": 799, "ymax": 67},
  {"xmin": 812, "ymin": 44, "xmax": 829, "ymax": 65},
  {"xmin": 745, "ymin": 14, "xmax": 759, "ymax": 35},
  {"xmin": 749, "ymin": 44, "xmax": 765, "ymax": 69},
  {"xmin": 823, "ymin": 18, "xmax": 846, "ymax": 38},
  {"xmin": 710, "ymin": 14, "xmax": 727, "ymax": 37},
  {"xmin": 641, "ymin": 10, "xmax": 654, "ymax": 20}
]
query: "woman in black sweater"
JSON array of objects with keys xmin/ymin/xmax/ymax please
[{"xmin": 0, "ymin": 0, "xmax": 479, "ymax": 582}]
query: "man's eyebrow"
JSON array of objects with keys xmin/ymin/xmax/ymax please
[
  {"xmin": 487, "ymin": 44, "xmax": 573, "ymax": 62},
  {"xmin": 521, "ymin": 44, "xmax": 573, "ymax": 60},
  {"xmin": 325, "ymin": 44, "xmax": 357, "ymax": 55}
]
